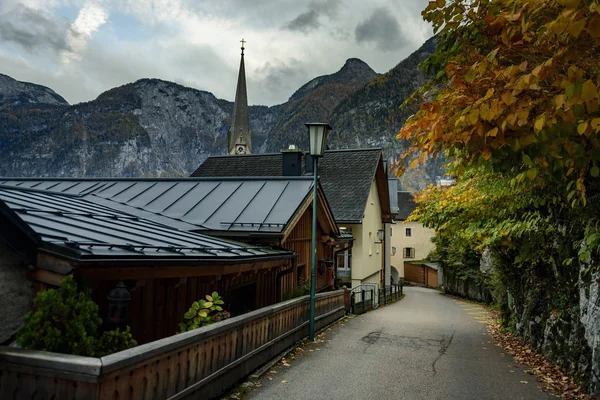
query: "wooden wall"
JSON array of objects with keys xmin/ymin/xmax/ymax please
[
  {"xmin": 282, "ymin": 206, "xmax": 333, "ymax": 295},
  {"xmin": 404, "ymin": 263, "xmax": 438, "ymax": 288},
  {"xmin": 92, "ymin": 268, "xmax": 287, "ymax": 345}
]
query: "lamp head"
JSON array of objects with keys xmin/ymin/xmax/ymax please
[{"xmin": 305, "ymin": 122, "xmax": 332, "ymax": 157}]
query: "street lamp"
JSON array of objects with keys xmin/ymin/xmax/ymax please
[{"xmin": 306, "ymin": 122, "xmax": 332, "ymax": 341}]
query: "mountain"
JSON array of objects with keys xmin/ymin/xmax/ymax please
[
  {"xmin": 0, "ymin": 38, "xmax": 443, "ymax": 189},
  {"xmin": 261, "ymin": 58, "xmax": 378, "ymax": 152},
  {"xmin": 0, "ymin": 74, "xmax": 68, "ymax": 108}
]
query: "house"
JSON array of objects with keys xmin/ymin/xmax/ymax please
[
  {"xmin": 191, "ymin": 148, "xmax": 392, "ymax": 289},
  {"xmin": 0, "ymin": 177, "xmax": 341, "ymax": 343},
  {"xmin": 0, "ymin": 185, "xmax": 295, "ymax": 344},
  {"xmin": 390, "ymin": 191, "xmax": 436, "ymax": 285}
]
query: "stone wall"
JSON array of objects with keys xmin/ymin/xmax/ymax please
[
  {"xmin": 0, "ymin": 240, "xmax": 32, "ymax": 344},
  {"xmin": 442, "ymin": 269, "xmax": 493, "ymax": 303},
  {"xmin": 579, "ymin": 271, "xmax": 600, "ymax": 395}
]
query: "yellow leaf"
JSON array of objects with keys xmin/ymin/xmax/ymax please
[
  {"xmin": 481, "ymin": 148, "xmax": 492, "ymax": 160},
  {"xmin": 469, "ymin": 108, "xmax": 479, "ymax": 125},
  {"xmin": 578, "ymin": 121, "xmax": 589, "ymax": 135},
  {"xmin": 507, "ymin": 113, "xmax": 518, "ymax": 126},
  {"xmin": 559, "ymin": 0, "xmax": 581, "ymax": 8},
  {"xmin": 484, "ymin": 88, "xmax": 494, "ymax": 100},
  {"xmin": 410, "ymin": 159, "xmax": 419, "ymax": 169},
  {"xmin": 436, "ymin": 0, "xmax": 446, "ymax": 6},
  {"xmin": 488, "ymin": 127, "xmax": 499, "ymax": 137},
  {"xmin": 501, "ymin": 91, "xmax": 515, "ymax": 105},
  {"xmin": 518, "ymin": 61, "xmax": 528, "ymax": 71},
  {"xmin": 534, "ymin": 115, "xmax": 546, "ymax": 133},
  {"xmin": 588, "ymin": 17, "xmax": 600, "ymax": 38},
  {"xmin": 552, "ymin": 21, "xmax": 568, "ymax": 35},
  {"xmin": 582, "ymin": 80, "xmax": 598, "ymax": 102},
  {"xmin": 591, "ymin": 118, "xmax": 600, "ymax": 132},
  {"xmin": 532, "ymin": 65, "xmax": 543, "ymax": 77},
  {"xmin": 555, "ymin": 94, "xmax": 565, "ymax": 108},
  {"xmin": 568, "ymin": 19, "xmax": 586, "ymax": 38}
]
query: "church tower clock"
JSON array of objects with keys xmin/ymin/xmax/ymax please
[{"xmin": 228, "ymin": 39, "xmax": 252, "ymax": 155}]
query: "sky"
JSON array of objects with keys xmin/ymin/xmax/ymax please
[{"xmin": 0, "ymin": 0, "xmax": 434, "ymax": 106}]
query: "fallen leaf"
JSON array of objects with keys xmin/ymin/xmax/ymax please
[
  {"xmin": 520, "ymin": 381, "xmax": 528, "ymax": 384},
  {"xmin": 281, "ymin": 380, "xmax": 288, "ymax": 384}
]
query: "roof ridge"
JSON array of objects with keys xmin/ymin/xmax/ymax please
[{"xmin": 0, "ymin": 176, "xmax": 314, "ymax": 182}]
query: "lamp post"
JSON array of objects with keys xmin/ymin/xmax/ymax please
[{"xmin": 306, "ymin": 122, "xmax": 332, "ymax": 341}]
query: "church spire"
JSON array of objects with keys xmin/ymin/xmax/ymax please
[{"xmin": 228, "ymin": 39, "xmax": 252, "ymax": 155}]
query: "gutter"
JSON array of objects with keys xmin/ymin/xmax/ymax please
[{"xmin": 37, "ymin": 248, "xmax": 295, "ymax": 268}]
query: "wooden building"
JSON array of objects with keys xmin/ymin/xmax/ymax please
[{"xmin": 0, "ymin": 178, "xmax": 341, "ymax": 344}]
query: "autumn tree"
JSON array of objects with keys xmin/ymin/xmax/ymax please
[
  {"xmin": 399, "ymin": 1, "xmax": 600, "ymax": 390},
  {"xmin": 399, "ymin": 0, "xmax": 600, "ymax": 203}
]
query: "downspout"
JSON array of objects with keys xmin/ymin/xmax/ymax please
[{"xmin": 277, "ymin": 254, "xmax": 297, "ymax": 301}]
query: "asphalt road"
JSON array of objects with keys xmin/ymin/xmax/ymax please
[{"xmin": 244, "ymin": 286, "xmax": 553, "ymax": 400}]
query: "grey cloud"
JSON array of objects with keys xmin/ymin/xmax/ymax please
[
  {"xmin": 252, "ymin": 59, "xmax": 310, "ymax": 105},
  {"xmin": 0, "ymin": 5, "xmax": 76, "ymax": 53},
  {"xmin": 355, "ymin": 8, "xmax": 407, "ymax": 52},
  {"xmin": 284, "ymin": 0, "xmax": 341, "ymax": 33},
  {"xmin": 285, "ymin": 10, "xmax": 320, "ymax": 32}
]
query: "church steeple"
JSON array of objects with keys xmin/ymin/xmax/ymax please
[{"xmin": 228, "ymin": 39, "xmax": 252, "ymax": 155}]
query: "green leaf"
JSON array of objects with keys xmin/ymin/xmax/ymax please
[
  {"xmin": 523, "ymin": 154, "xmax": 533, "ymax": 166},
  {"xmin": 215, "ymin": 306, "xmax": 223, "ymax": 311},
  {"xmin": 192, "ymin": 301, "xmax": 200, "ymax": 310},
  {"xmin": 204, "ymin": 302, "xmax": 213, "ymax": 308},
  {"xmin": 590, "ymin": 166, "xmax": 599, "ymax": 177},
  {"xmin": 205, "ymin": 295, "xmax": 213, "ymax": 302},
  {"xmin": 215, "ymin": 300, "xmax": 225, "ymax": 305},
  {"xmin": 184, "ymin": 310, "xmax": 196, "ymax": 320},
  {"xmin": 526, "ymin": 168, "xmax": 538, "ymax": 180}
]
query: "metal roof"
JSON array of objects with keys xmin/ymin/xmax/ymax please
[
  {"xmin": 0, "ymin": 186, "xmax": 291, "ymax": 261},
  {"xmin": 0, "ymin": 178, "xmax": 316, "ymax": 235},
  {"xmin": 190, "ymin": 148, "xmax": 390, "ymax": 223}
]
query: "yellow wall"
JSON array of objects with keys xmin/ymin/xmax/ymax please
[
  {"xmin": 390, "ymin": 221, "xmax": 435, "ymax": 278},
  {"xmin": 348, "ymin": 180, "xmax": 384, "ymax": 287}
]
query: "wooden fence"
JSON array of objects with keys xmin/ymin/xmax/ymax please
[{"xmin": 0, "ymin": 290, "xmax": 346, "ymax": 400}]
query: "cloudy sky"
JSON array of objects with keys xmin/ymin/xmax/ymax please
[{"xmin": 0, "ymin": 0, "xmax": 433, "ymax": 106}]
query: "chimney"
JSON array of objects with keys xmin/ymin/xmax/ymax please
[
  {"xmin": 281, "ymin": 145, "xmax": 305, "ymax": 176},
  {"xmin": 305, "ymin": 153, "xmax": 314, "ymax": 175}
]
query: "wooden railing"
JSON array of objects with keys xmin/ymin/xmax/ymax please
[{"xmin": 0, "ymin": 290, "xmax": 346, "ymax": 400}]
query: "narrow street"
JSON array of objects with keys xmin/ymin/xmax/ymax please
[{"xmin": 245, "ymin": 286, "xmax": 552, "ymax": 400}]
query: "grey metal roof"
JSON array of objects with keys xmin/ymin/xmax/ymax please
[
  {"xmin": 397, "ymin": 191, "xmax": 417, "ymax": 221},
  {"xmin": 190, "ymin": 148, "xmax": 386, "ymax": 223},
  {"xmin": 0, "ymin": 186, "xmax": 290, "ymax": 261},
  {"xmin": 0, "ymin": 178, "xmax": 316, "ymax": 234}
]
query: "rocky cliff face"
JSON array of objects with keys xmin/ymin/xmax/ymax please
[
  {"xmin": 0, "ymin": 39, "xmax": 443, "ymax": 185},
  {"xmin": 0, "ymin": 74, "xmax": 68, "ymax": 108},
  {"xmin": 260, "ymin": 58, "xmax": 378, "ymax": 152},
  {"xmin": 0, "ymin": 78, "xmax": 277, "ymax": 177}
]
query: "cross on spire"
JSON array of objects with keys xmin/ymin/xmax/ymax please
[{"xmin": 240, "ymin": 38, "xmax": 246, "ymax": 55}]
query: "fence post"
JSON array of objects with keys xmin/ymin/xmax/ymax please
[
  {"xmin": 370, "ymin": 289, "xmax": 374, "ymax": 309},
  {"xmin": 361, "ymin": 289, "xmax": 365, "ymax": 309}
]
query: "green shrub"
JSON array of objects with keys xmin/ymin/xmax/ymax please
[
  {"xmin": 16, "ymin": 276, "xmax": 137, "ymax": 357},
  {"xmin": 179, "ymin": 292, "xmax": 230, "ymax": 332},
  {"xmin": 16, "ymin": 276, "xmax": 101, "ymax": 356},
  {"xmin": 96, "ymin": 326, "xmax": 137, "ymax": 357}
]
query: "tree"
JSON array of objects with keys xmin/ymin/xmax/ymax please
[{"xmin": 398, "ymin": 0, "xmax": 600, "ymax": 204}]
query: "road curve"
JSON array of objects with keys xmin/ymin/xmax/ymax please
[{"xmin": 244, "ymin": 286, "xmax": 552, "ymax": 400}]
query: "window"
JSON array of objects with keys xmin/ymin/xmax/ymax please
[
  {"xmin": 403, "ymin": 247, "xmax": 415, "ymax": 258},
  {"xmin": 405, "ymin": 228, "xmax": 412, "ymax": 237}
]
